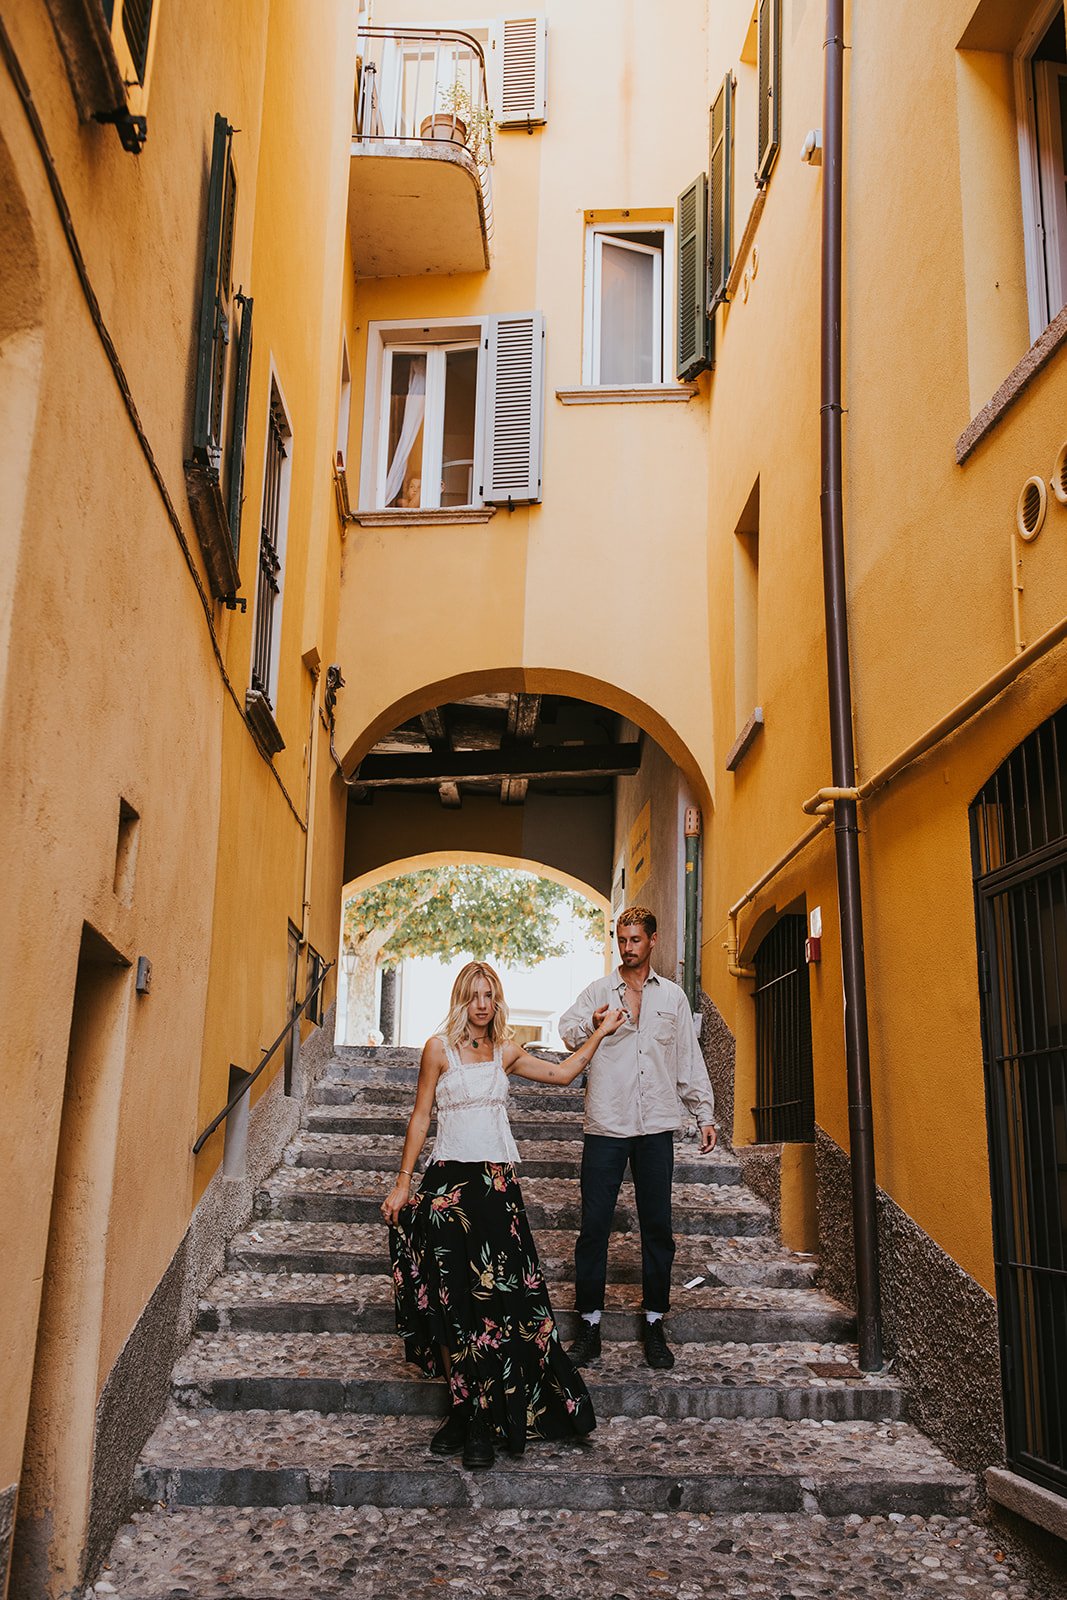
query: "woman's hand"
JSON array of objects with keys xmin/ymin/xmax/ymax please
[
  {"xmin": 597, "ymin": 1007, "xmax": 627, "ymax": 1036},
  {"xmin": 381, "ymin": 1177, "xmax": 411, "ymax": 1226}
]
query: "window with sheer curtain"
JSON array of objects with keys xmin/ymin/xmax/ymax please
[{"xmin": 583, "ymin": 224, "xmax": 672, "ymax": 385}]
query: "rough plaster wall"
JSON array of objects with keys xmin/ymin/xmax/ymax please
[
  {"xmin": 0, "ymin": 1483, "xmax": 15, "ymax": 1600},
  {"xmin": 85, "ymin": 1009, "xmax": 338, "ymax": 1577},
  {"xmin": 698, "ymin": 990, "xmax": 735, "ymax": 1150},
  {"xmin": 814, "ymin": 1127, "xmax": 1004, "ymax": 1480}
]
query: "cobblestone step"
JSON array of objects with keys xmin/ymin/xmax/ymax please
[
  {"xmin": 227, "ymin": 1221, "xmax": 817, "ymax": 1287},
  {"xmin": 313, "ymin": 1081, "xmax": 588, "ymax": 1112},
  {"xmin": 134, "ymin": 1409, "xmax": 975, "ymax": 1518},
  {"xmin": 254, "ymin": 1169, "xmax": 771, "ymax": 1236},
  {"xmin": 288, "ymin": 1131, "xmax": 742, "ymax": 1185},
  {"xmin": 194, "ymin": 1271, "xmax": 853, "ymax": 1344},
  {"xmin": 173, "ymin": 1332, "xmax": 901, "ymax": 1423},
  {"xmin": 87, "ymin": 1504, "xmax": 1035, "ymax": 1600},
  {"xmin": 305, "ymin": 1108, "xmax": 595, "ymax": 1141}
]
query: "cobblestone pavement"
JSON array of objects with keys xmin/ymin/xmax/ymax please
[
  {"xmin": 86, "ymin": 1045, "xmax": 1055, "ymax": 1599},
  {"xmin": 92, "ymin": 1507, "xmax": 1036, "ymax": 1599}
]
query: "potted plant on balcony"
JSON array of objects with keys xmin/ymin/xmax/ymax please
[{"xmin": 420, "ymin": 80, "xmax": 493, "ymax": 164}]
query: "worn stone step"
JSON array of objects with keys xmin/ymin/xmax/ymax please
[
  {"xmin": 254, "ymin": 1169, "xmax": 771, "ymax": 1236},
  {"xmin": 194, "ymin": 1270, "xmax": 853, "ymax": 1345},
  {"xmin": 135, "ymin": 1409, "xmax": 975, "ymax": 1517},
  {"xmin": 288, "ymin": 1131, "xmax": 741, "ymax": 1186},
  {"xmin": 313, "ymin": 1081, "xmax": 587, "ymax": 1113},
  {"xmin": 86, "ymin": 1503, "xmax": 1034, "ymax": 1600},
  {"xmin": 306, "ymin": 1108, "xmax": 593, "ymax": 1141},
  {"xmin": 227, "ymin": 1222, "xmax": 816, "ymax": 1286},
  {"xmin": 174, "ymin": 1331, "xmax": 901, "ymax": 1424}
]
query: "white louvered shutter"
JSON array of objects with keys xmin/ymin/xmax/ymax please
[
  {"xmin": 497, "ymin": 17, "xmax": 547, "ymax": 126},
  {"xmin": 482, "ymin": 312, "xmax": 545, "ymax": 505}
]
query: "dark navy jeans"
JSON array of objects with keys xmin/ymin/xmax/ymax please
[{"xmin": 574, "ymin": 1130, "xmax": 675, "ymax": 1314}]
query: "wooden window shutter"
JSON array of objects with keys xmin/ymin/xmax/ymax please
[
  {"xmin": 756, "ymin": 0, "xmax": 781, "ymax": 184},
  {"xmin": 708, "ymin": 75, "xmax": 734, "ymax": 311},
  {"xmin": 226, "ymin": 293, "xmax": 254, "ymax": 556},
  {"xmin": 497, "ymin": 18, "xmax": 547, "ymax": 127},
  {"xmin": 676, "ymin": 175, "xmax": 712, "ymax": 380},
  {"xmin": 481, "ymin": 312, "xmax": 545, "ymax": 505},
  {"xmin": 192, "ymin": 114, "xmax": 236, "ymax": 473}
]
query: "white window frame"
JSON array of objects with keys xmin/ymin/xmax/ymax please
[
  {"xmin": 582, "ymin": 221, "xmax": 674, "ymax": 386},
  {"xmin": 360, "ymin": 317, "xmax": 488, "ymax": 511},
  {"xmin": 250, "ymin": 366, "xmax": 293, "ymax": 711},
  {"xmin": 1015, "ymin": 0, "xmax": 1067, "ymax": 342},
  {"xmin": 336, "ymin": 335, "xmax": 352, "ymax": 471}
]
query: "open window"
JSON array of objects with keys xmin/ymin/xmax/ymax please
[
  {"xmin": 1018, "ymin": 3, "xmax": 1067, "ymax": 337},
  {"xmin": 582, "ymin": 223, "xmax": 672, "ymax": 385},
  {"xmin": 361, "ymin": 313, "xmax": 545, "ymax": 509}
]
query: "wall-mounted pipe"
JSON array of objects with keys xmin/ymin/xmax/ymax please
[
  {"xmin": 819, "ymin": 0, "xmax": 884, "ymax": 1373},
  {"xmin": 682, "ymin": 807, "xmax": 702, "ymax": 1006}
]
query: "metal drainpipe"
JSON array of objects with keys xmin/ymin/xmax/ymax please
[
  {"xmin": 820, "ymin": 0, "xmax": 884, "ymax": 1370},
  {"xmin": 682, "ymin": 806, "xmax": 701, "ymax": 1011}
]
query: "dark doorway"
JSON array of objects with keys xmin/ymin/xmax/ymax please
[
  {"xmin": 971, "ymin": 705, "xmax": 1067, "ymax": 1495},
  {"xmin": 752, "ymin": 912, "xmax": 815, "ymax": 1143}
]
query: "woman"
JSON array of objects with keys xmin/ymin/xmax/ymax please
[{"xmin": 381, "ymin": 960, "xmax": 625, "ymax": 1470}]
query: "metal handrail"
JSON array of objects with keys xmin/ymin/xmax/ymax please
[
  {"xmin": 354, "ymin": 24, "xmax": 494, "ymax": 246},
  {"xmin": 192, "ymin": 960, "xmax": 335, "ymax": 1154}
]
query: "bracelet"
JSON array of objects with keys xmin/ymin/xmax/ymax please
[{"xmin": 398, "ymin": 1168, "xmax": 414, "ymax": 1178}]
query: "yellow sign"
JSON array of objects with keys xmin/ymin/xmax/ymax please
[{"xmin": 627, "ymin": 801, "xmax": 651, "ymax": 897}]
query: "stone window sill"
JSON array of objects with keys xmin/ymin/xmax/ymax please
[
  {"xmin": 351, "ymin": 507, "xmax": 497, "ymax": 527},
  {"xmin": 726, "ymin": 708, "xmax": 765, "ymax": 772},
  {"xmin": 725, "ymin": 188, "xmax": 768, "ymax": 302},
  {"xmin": 986, "ymin": 1466, "xmax": 1067, "ymax": 1542},
  {"xmin": 957, "ymin": 303, "xmax": 1067, "ymax": 464},
  {"xmin": 555, "ymin": 385, "xmax": 699, "ymax": 405}
]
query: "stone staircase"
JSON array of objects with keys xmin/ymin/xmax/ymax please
[{"xmin": 90, "ymin": 1045, "xmax": 1038, "ymax": 1597}]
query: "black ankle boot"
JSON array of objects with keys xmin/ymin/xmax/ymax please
[
  {"xmin": 568, "ymin": 1321, "xmax": 602, "ymax": 1366},
  {"xmin": 429, "ymin": 1405, "xmax": 467, "ymax": 1455},
  {"xmin": 462, "ymin": 1414, "xmax": 495, "ymax": 1469}
]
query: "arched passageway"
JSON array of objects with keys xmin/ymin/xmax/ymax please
[{"xmin": 339, "ymin": 673, "xmax": 709, "ymax": 1000}]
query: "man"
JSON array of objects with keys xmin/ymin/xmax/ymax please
[{"xmin": 558, "ymin": 905, "xmax": 717, "ymax": 1370}]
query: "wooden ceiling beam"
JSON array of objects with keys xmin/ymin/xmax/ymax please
[{"xmin": 355, "ymin": 741, "xmax": 642, "ymax": 787}]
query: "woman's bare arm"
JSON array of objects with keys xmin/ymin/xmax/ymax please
[
  {"xmin": 503, "ymin": 1009, "xmax": 626, "ymax": 1085},
  {"xmin": 381, "ymin": 1037, "xmax": 446, "ymax": 1224}
]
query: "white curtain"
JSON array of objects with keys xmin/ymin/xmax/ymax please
[{"xmin": 384, "ymin": 360, "xmax": 426, "ymax": 506}]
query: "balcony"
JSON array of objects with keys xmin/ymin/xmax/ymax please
[{"xmin": 350, "ymin": 27, "xmax": 494, "ymax": 278}]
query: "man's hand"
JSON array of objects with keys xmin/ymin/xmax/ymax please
[
  {"xmin": 698, "ymin": 1123, "xmax": 718, "ymax": 1153},
  {"xmin": 591, "ymin": 1003, "xmax": 611, "ymax": 1029}
]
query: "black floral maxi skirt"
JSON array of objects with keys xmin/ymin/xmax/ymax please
[{"xmin": 389, "ymin": 1160, "xmax": 595, "ymax": 1453}]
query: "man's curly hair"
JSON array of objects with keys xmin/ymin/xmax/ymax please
[{"xmin": 617, "ymin": 905, "xmax": 656, "ymax": 936}]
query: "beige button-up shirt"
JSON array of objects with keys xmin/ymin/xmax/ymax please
[{"xmin": 558, "ymin": 967, "xmax": 715, "ymax": 1139}]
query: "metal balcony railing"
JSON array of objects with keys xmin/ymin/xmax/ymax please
[{"xmin": 355, "ymin": 25, "xmax": 494, "ymax": 248}]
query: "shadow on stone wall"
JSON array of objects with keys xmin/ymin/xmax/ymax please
[
  {"xmin": 814, "ymin": 1127, "xmax": 1004, "ymax": 1479},
  {"xmin": 699, "ymin": 991, "xmax": 735, "ymax": 1151},
  {"xmin": 85, "ymin": 1008, "xmax": 339, "ymax": 1576}
]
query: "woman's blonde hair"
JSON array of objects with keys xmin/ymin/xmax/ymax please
[{"xmin": 439, "ymin": 961, "xmax": 512, "ymax": 1048}]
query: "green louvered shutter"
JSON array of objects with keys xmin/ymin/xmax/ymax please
[
  {"xmin": 192, "ymin": 114, "xmax": 236, "ymax": 473},
  {"xmin": 756, "ymin": 0, "xmax": 782, "ymax": 184},
  {"xmin": 226, "ymin": 293, "xmax": 254, "ymax": 556},
  {"xmin": 121, "ymin": 0, "xmax": 154, "ymax": 84},
  {"xmin": 708, "ymin": 75, "xmax": 734, "ymax": 311},
  {"xmin": 676, "ymin": 175, "xmax": 712, "ymax": 380}
]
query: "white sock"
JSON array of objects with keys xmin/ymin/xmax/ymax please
[
  {"xmin": 581, "ymin": 1310, "xmax": 601, "ymax": 1326},
  {"xmin": 645, "ymin": 1311, "xmax": 664, "ymax": 1323}
]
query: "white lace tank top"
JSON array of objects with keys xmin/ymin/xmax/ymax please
[{"xmin": 429, "ymin": 1037, "xmax": 521, "ymax": 1165}]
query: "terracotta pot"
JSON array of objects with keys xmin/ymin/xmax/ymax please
[{"xmin": 420, "ymin": 113, "xmax": 467, "ymax": 145}]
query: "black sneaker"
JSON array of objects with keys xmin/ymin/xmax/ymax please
[
  {"xmin": 568, "ymin": 1321, "xmax": 602, "ymax": 1366},
  {"xmin": 642, "ymin": 1319, "xmax": 675, "ymax": 1369},
  {"xmin": 462, "ymin": 1415, "xmax": 495, "ymax": 1470},
  {"xmin": 429, "ymin": 1407, "xmax": 466, "ymax": 1456}
]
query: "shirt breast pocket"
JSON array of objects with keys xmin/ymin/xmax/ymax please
[{"xmin": 651, "ymin": 1009, "xmax": 674, "ymax": 1046}]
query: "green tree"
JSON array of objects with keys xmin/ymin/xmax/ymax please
[{"xmin": 340, "ymin": 865, "xmax": 603, "ymax": 1043}]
